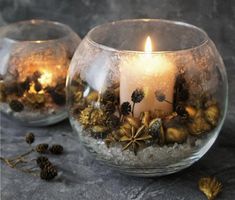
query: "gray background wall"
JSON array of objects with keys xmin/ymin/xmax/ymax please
[{"xmin": 0, "ymin": 0, "xmax": 234, "ymax": 118}]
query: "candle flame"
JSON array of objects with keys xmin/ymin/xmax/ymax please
[
  {"xmin": 145, "ymin": 36, "xmax": 152, "ymax": 53},
  {"xmin": 38, "ymin": 71, "xmax": 53, "ymax": 86}
]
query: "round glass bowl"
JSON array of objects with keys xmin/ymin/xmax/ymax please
[
  {"xmin": 67, "ymin": 19, "xmax": 228, "ymax": 176},
  {"xmin": 0, "ymin": 20, "xmax": 81, "ymax": 126}
]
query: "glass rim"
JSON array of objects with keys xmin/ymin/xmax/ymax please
[
  {"xmin": 86, "ymin": 18, "xmax": 210, "ymax": 54},
  {"xmin": 0, "ymin": 19, "xmax": 74, "ymax": 43}
]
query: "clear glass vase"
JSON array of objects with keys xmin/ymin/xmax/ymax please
[
  {"xmin": 0, "ymin": 19, "xmax": 81, "ymax": 126},
  {"xmin": 66, "ymin": 19, "xmax": 228, "ymax": 176}
]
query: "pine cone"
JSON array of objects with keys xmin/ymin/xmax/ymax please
[
  {"xmin": 49, "ymin": 144, "xmax": 63, "ymax": 155},
  {"xmin": 40, "ymin": 165, "xmax": 58, "ymax": 181},
  {"xmin": 36, "ymin": 156, "xmax": 49, "ymax": 169},
  {"xmin": 9, "ymin": 100, "xmax": 24, "ymax": 112},
  {"xmin": 35, "ymin": 143, "xmax": 49, "ymax": 154},
  {"xmin": 25, "ymin": 132, "xmax": 35, "ymax": 144},
  {"xmin": 121, "ymin": 102, "xmax": 131, "ymax": 116},
  {"xmin": 131, "ymin": 89, "xmax": 144, "ymax": 103},
  {"xmin": 106, "ymin": 115, "xmax": 120, "ymax": 128}
]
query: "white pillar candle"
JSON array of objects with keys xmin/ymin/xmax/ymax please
[{"xmin": 120, "ymin": 37, "xmax": 176, "ymax": 117}]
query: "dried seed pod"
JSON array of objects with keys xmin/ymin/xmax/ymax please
[
  {"xmin": 50, "ymin": 91, "xmax": 66, "ymax": 106},
  {"xmin": 140, "ymin": 111, "xmax": 151, "ymax": 126},
  {"xmin": 40, "ymin": 165, "xmax": 58, "ymax": 181},
  {"xmin": 166, "ymin": 127, "xmax": 188, "ymax": 144},
  {"xmin": 204, "ymin": 105, "xmax": 219, "ymax": 126},
  {"xmin": 34, "ymin": 81, "xmax": 42, "ymax": 92},
  {"xmin": 125, "ymin": 116, "xmax": 140, "ymax": 129},
  {"xmin": 185, "ymin": 106, "xmax": 197, "ymax": 118},
  {"xmin": 0, "ymin": 80, "xmax": 6, "ymax": 102},
  {"xmin": 175, "ymin": 104, "xmax": 188, "ymax": 118},
  {"xmin": 148, "ymin": 118, "xmax": 162, "ymax": 138},
  {"xmin": 25, "ymin": 132, "xmax": 35, "ymax": 144},
  {"xmin": 86, "ymin": 91, "xmax": 99, "ymax": 103},
  {"xmin": 49, "ymin": 144, "xmax": 64, "ymax": 155},
  {"xmin": 36, "ymin": 156, "xmax": 49, "ymax": 169},
  {"xmin": 35, "ymin": 143, "xmax": 49, "ymax": 154},
  {"xmin": 120, "ymin": 102, "xmax": 131, "ymax": 116},
  {"xmin": 155, "ymin": 90, "xmax": 166, "ymax": 102},
  {"xmin": 106, "ymin": 115, "xmax": 120, "ymax": 128},
  {"xmin": 103, "ymin": 102, "xmax": 116, "ymax": 114},
  {"xmin": 9, "ymin": 100, "xmax": 24, "ymax": 112},
  {"xmin": 131, "ymin": 88, "xmax": 144, "ymax": 103},
  {"xmin": 101, "ymin": 90, "xmax": 116, "ymax": 104},
  {"xmin": 188, "ymin": 110, "xmax": 212, "ymax": 136},
  {"xmin": 199, "ymin": 177, "xmax": 222, "ymax": 200}
]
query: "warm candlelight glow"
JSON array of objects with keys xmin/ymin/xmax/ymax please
[
  {"xmin": 38, "ymin": 70, "xmax": 53, "ymax": 87},
  {"xmin": 145, "ymin": 36, "xmax": 152, "ymax": 53}
]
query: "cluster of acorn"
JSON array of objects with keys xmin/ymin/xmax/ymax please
[
  {"xmin": 0, "ymin": 132, "xmax": 64, "ymax": 181},
  {"xmin": 71, "ymin": 75, "xmax": 220, "ymax": 155},
  {"xmin": 0, "ymin": 70, "xmax": 66, "ymax": 113}
]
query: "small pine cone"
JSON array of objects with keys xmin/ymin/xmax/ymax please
[
  {"xmin": 36, "ymin": 156, "xmax": 49, "ymax": 169},
  {"xmin": 25, "ymin": 132, "xmax": 35, "ymax": 144},
  {"xmin": 9, "ymin": 100, "xmax": 24, "ymax": 112},
  {"xmin": 121, "ymin": 102, "xmax": 131, "ymax": 116},
  {"xmin": 106, "ymin": 115, "xmax": 120, "ymax": 128},
  {"xmin": 35, "ymin": 143, "xmax": 49, "ymax": 154},
  {"xmin": 131, "ymin": 89, "xmax": 144, "ymax": 103},
  {"xmin": 40, "ymin": 165, "xmax": 58, "ymax": 181},
  {"xmin": 49, "ymin": 144, "xmax": 63, "ymax": 155},
  {"xmin": 101, "ymin": 90, "xmax": 116, "ymax": 104}
]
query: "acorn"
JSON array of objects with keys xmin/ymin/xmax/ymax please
[
  {"xmin": 204, "ymin": 105, "xmax": 219, "ymax": 126},
  {"xmin": 9, "ymin": 100, "xmax": 24, "ymax": 112},
  {"xmin": 35, "ymin": 143, "xmax": 49, "ymax": 154},
  {"xmin": 25, "ymin": 132, "xmax": 35, "ymax": 144},
  {"xmin": 49, "ymin": 144, "xmax": 64, "ymax": 155},
  {"xmin": 166, "ymin": 127, "xmax": 188, "ymax": 144}
]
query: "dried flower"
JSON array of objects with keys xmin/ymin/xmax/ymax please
[
  {"xmin": 79, "ymin": 106, "xmax": 107, "ymax": 127},
  {"xmin": 175, "ymin": 104, "xmax": 188, "ymax": 118},
  {"xmin": 35, "ymin": 143, "xmax": 49, "ymax": 154},
  {"xmin": 34, "ymin": 81, "xmax": 42, "ymax": 92},
  {"xmin": 49, "ymin": 144, "xmax": 64, "ymax": 155},
  {"xmin": 25, "ymin": 132, "xmax": 35, "ymax": 144},
  {"xmin": 131, "ymin": 88, "xmax": 144, "ymax": 103},
  {"xmin": 199, "ymin": 177, "xmax": 222, "ymax": 200},
  {"xmin": 120, "ymin": 125, "xmax": 152, "ymax": 155},
  {"xmin": 121, "ymin": 102, "xmax": 131, "ymax": 116},
  {"xmin": 9, "ymin": 100, "xmax": 24, "ymax": 112},
  {"xmin": 155, "ymin": 90, "xmax": 166, "ymax": 102}
]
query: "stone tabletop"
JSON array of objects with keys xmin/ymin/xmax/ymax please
[{"xmin": 1, "ymin": 0, "xmax": 235, "ymax": 199}]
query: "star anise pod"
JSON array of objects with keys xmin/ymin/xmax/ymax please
[
  {"xmin": 120, "ymin": 125, "xmax": 152, "ymax": 155},
  {"xmin": 198, "ymin": 177, "xmax": 222, "ymax": 200}
]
